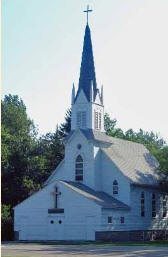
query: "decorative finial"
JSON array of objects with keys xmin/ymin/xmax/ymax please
[{"xmin": 83, "ymin": 5, "xmax": 92, "ymax": 24}]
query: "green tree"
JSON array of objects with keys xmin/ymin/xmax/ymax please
[
  {"xmin": 33, "ymin": 128, "xmax": 64, "ymax": 184},
  {"xmin": 59, "ymin": 109, "xmax": 71, "ymax": 137},
  {"xmin": 1, "ymin": 95, "xmax": 38, "ymax": 239},
  {"xmin": 1, "ymin": 95, "xmax": 38, "ymax": 204},
  {"xmin": 104, "ymin": 113, "xmax": 125, "ymax": 138},
  {"xmin": 1, "ymin": 205, "xmax": 13, "ymax": 240},
  {"xmin": 104, "ymin": 113, "xmax": 117, "ymax": 134}
]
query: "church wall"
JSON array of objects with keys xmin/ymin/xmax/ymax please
[
  {"xmin": 101, "ymin": 209, "xmax": 130, "ymax": 231},
  {"xmin": 14, "ymin": 181, "xmax": 59, "ymax": 240},
  {"xmin": 71, "ymin": 90, "xmax": 91, "ymax": 130},
  {"xmin": 64, "ymin": 131, "xmax": 96, "ymax": 189},
  {"xmin": 59, "ymin": 182, "xmax": 101, "ymax": 240},
  {"xmin": 97, "ymin": 186, "xmax": 168, "ymax": 233},
  {"xmin": 129, "ymin": 185, "xmax": 168, "ymax": 230},
  {"xmin": 101, "ymin": 153, "xmax": 131, "ymax": 205},
  {"xmin": 94, "ymin": 146, "xmax": 103, "ymax": 190},
  {"xmin": 14, "ymin": 180, "xmax": 102, "ymax": 241}
]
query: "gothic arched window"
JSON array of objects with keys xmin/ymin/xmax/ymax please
[
  {"xmin": 75, "ymin": 155, "xmax": 83, "ymax": 181},
  {"xmin": 113, "ymin": 180, "xmax": 118, "ymax": 195},
  {"xmin": 141, "ymin": 192, "xmax": 145, "ymax": 217}
]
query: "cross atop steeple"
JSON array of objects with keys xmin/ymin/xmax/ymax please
[{"xmin": 83, "ymin": 5, "xmax": 92, "ymax": 24}]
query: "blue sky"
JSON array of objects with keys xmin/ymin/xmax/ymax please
[{"xmin": 2, "ymin": 0, "xmax": 168, "ymax": 142}]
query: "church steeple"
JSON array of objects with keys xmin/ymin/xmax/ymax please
[
  {"xmin": 71, "ymin": 8, "xmax": 104, "ymax": 132},
  {"xmin": 75, "ymin": 23, "xmax": 97, "ymax": 102}
]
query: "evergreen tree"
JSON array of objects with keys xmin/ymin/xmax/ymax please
[{"xmin": 58, "ymin": 109, "xmax": 71, "ymax": 137}]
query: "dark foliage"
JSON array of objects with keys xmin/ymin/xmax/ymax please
[{"xmin": 58, "ymin": 109, "xmax": 71, "ymax": 137}]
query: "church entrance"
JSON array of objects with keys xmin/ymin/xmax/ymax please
[{"xmin": 48, "ymin": 216, "xmax": 65, "ymax": 240}]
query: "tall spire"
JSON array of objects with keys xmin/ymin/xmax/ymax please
[{"xmin": 76, "ymin": 16, "xmax": 97, "ymax": 102}]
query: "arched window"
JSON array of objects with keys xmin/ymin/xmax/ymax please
[
  {"xmin": 152, "ymin": 193, "xmax": 156, "ymax": 218},
  {"xmin": 75, "ymin": 155, "xmax": 83, "ymax": 181},
  {"xmin": 141, "ymin": 192, "xmax": 145, "ymax": 217},
  {"xmin": 113, "ymin": 180, "xmax": 118, "ymax": 194}
]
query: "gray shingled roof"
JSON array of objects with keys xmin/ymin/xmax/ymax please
[
  {"xmin": 64, "ymin": 129, "xmax": 112, "ymax": 144},
  {"xmin": 60, "ymin": 181, "xmax": 130, "ymax": 210},
  {"xmin": 53, "ymin": 130, "xmax": 160, "ymax": 187},
  {"xmin": 101, "ymin": 137, "xmax": 160, "ymax": 186}
]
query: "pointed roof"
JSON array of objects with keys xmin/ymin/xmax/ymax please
[{"xmin": 75, "ymin": 24, "xmax": 97, "ymax": 102}]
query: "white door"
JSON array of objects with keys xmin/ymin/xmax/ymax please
[
  {"xmin": 48, "ymin": 216, "xmax": 65, "ymax": 240},
  {"xmin": 86, "ymin": 216, "xmax": 95, "ymax": 240}
]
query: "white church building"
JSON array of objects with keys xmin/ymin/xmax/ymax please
[{"xmin": 14, "ymin": 12, "xmax": 168, "ymax": 241}]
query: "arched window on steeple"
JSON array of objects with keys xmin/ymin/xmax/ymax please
[
  {"xmin": 113, "ymin": 180, "xmax": 118, "ymax": 195},
  {"xmin": 75, "ymin": 155, "xmax": 83, "ymax": 181}
]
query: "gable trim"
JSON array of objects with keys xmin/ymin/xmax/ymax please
[{"xmin": 43, "ymin": 159, "xmax": 65, "ymax": 186}]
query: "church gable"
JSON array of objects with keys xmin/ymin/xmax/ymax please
[
  {"xmin": 14, "ymin": 180, "xmax": 58, "ymax": 210},
  {"xmin": 43, "ymin": 159, "xmax": 65, "ymax": 186},
  {"xmin": 94, "ymin": 90, "xmax": 102, "ymax": 105},
  {"xmin": 100, "ymin": 150, "xmax": 131, "ymax": 205},
  {"xmin": 65, "ymin": 128, "xmax": 89, "ymax": 145},
  {"xmin": 75, "ymin": 89, "xmax": 88, "ymax": 104}
]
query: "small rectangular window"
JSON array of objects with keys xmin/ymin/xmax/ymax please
[
  {"xmin": 120, "ymin": 217, "xmax": 125, "ymax": 224},
  {"xmin": 108, "ymin": 216, "xmax": 112, "ymax": 224}
]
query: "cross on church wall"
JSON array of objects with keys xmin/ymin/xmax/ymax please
[
  {"xmin": 51, "ymin": 187, "xmax": 61, "ymax": 208},
  {"xmin": 83, "ymin": 5, "xmax": 92, "ymax": 24}
]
